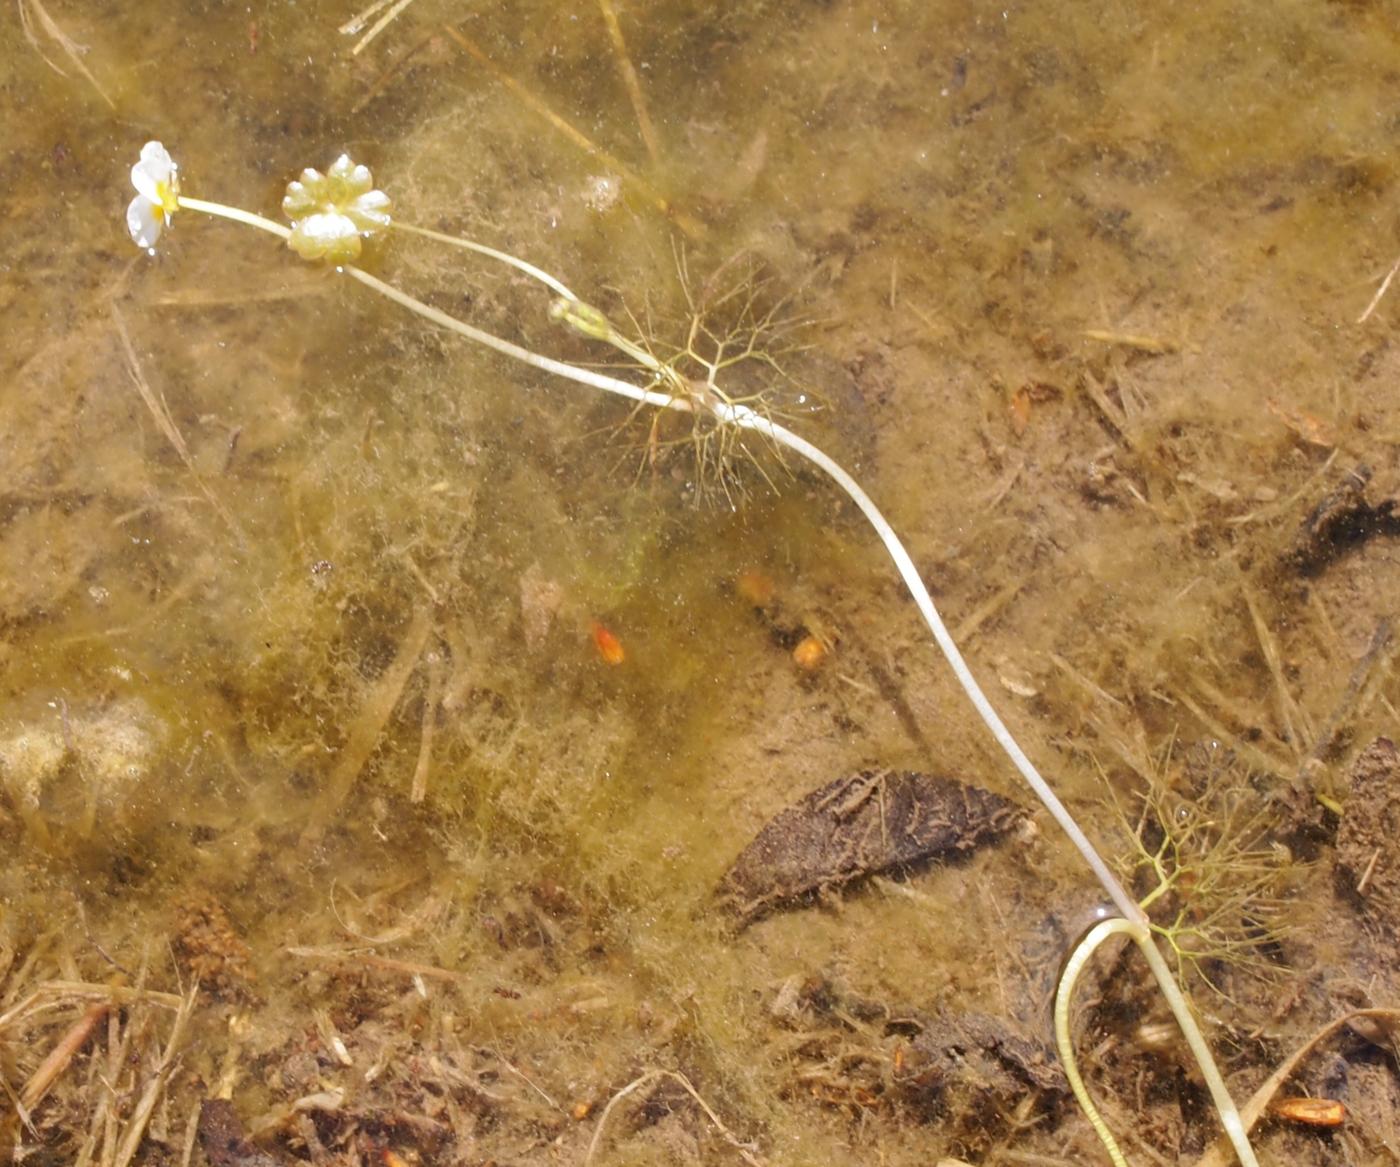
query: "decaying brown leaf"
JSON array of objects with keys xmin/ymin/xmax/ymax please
[{"xmin": 717, "ymin": 770, "xmax": 1025, "ymax": 926}]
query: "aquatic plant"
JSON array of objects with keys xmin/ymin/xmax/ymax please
[
  {"xmin": 1119, "ymin": 745, "xmax": 1298, "ymax": 995},
  {"xmin": 121, "ymin": 142, "xmax": 1262, "ymax": 1167}
]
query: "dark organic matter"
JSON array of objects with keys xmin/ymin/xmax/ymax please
[{"xmin": 717, "ymin": 769, "xmax": 1025, "ymax": 925}]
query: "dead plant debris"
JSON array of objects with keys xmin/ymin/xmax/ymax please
[
  {"xmin": 1286, "ymin": 465, "xmax": 1400, "ymax": 577},
  {"xmin": 716, "ymin": 770, "xmax": 1026, "ymax": 926}
]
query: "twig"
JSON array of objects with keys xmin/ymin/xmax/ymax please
[
  {"xmin": 953, "ymin": 578, "xmax": 1025, "ymax": 643},
  {"xmin": 1225, "ymin": 447, "xmax": 1339, "ymax": 528},
  {"xmin": 1300, "ymin": 618, "xmax": 1394, "ymax": 778},
  {"xmin": 596, "ymin": 0, "xmax": 661, "ymax": 167},
  {"xmin": 177, "ymin": 1101, "xmax": 200, "ymax": 1167},
  {"xmin": 96, "ymin": 1000, "xmax": 124, "ymax": 1165},
  {"xmin": 1049, "ymin": 651, "xmax": 1130, "ymax": 714},
  {"xmin": 1079, "ymin": 369, "xmax": 1133, "ymax": 447},
  {"xmin": 20, "ymin": 1001, "xmax": 108, "ymax": 1110},
  {"xmin": 1238, "ymin": 574, "xmax": 1310, "ymax": 756}
]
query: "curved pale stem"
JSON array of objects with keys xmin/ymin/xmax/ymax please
[
  {"xmin": 1056, "ymin": 917, "xmax": 1260, "ymax": 1167},
  {"xmin": 393, "ymin": 220, "xmax": 580, "ymax": 301},
  {"xmin": 1055, "ymin": 917, "xmax": 1135, "ymax": 1167},
  {"xmin": 166, "ymin": 190, "xmax": 1261, "ymax": 1167}
]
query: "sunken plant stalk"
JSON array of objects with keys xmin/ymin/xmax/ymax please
[{"xmin": 125, "ymin": 142, "xmax": 1262, "ymax": 1167}]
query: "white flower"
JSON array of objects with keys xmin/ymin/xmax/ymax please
[
  {"xmin": 282, "ymin": 154, "xmax": 392, "ymax": 263},
  {"xmin": 126, "ymin": 140, "xmax": 180, "ymax": 251}
]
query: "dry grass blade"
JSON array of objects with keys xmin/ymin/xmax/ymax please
[
  {"xmin": 111, "ymin": 986, "xmax": 198, "ymax": 1167},
  {"xmin": 597, "ymin": 0, "xmax": 661, "ymax": 167},
  {"xmin": 0, "ymin": 981, "xmax": 185, "ymax": 1030},
  {"xmin": 583, "ymin": 1069, "xmax": 764, "ymax": 1167},
  {"xmin": 343, "ymin": 0, "xmax": 418, "ymax": 55},
  {"xmin": 17, "ymin": 0, "xmax": 115, "ymax": 108},
  {"xmin": 1082, "ymin": 328, "xmax": 1177, "ymax": 355},
  {"xmin": 1357, "ymin": 253, "xmax": 1400, "ymax": 324},
  {"xmin": 440, "ymin": 23, "xmax": 704, "ymax": 240},
  {"xmin": 304, "ymin": 605, "xmax": 434, "ymax": 832},
  {"xmin": 338, "ymin": 0, "xmax": 392, "ymax": 35},
  {"xmin": 111, "ymin": 304, "xmax": 248, "ymax": 546}
]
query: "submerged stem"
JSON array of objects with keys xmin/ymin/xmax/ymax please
[
  {"xmin": 340, "ymin": 264, "xmax": 683, "ymax": 413},
  {"xmin": 1055, "ymin": 918, "xmax": 1134, "ymax": 1167},
  {"xmin": 394, "ymin": 220, "xmax": 580, "ymax": 301},
  {"xmin": 176, "ymin": 196, "xmax": 291, "ymax": 240}
]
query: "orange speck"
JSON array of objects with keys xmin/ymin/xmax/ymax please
[
  {"xmin": 571, "ymin": 1101, "xmax": 594, "ymax": 1121},
  {"xmin": 1268, "ymin": 1097, "xmax": 1346, "ymax": 1127},
  {"xmin": 736, "ymin": 569, "xmax": 776, "ymax": 607},
  {"xmin": 792, "ymin": 635, "xmax": 828, "ymax": 671},
  {"xmin": 1008, "ymin": 386, "xmax": 1032, "ymax": 436},
  {"xmin": 590, "ymin": 621, "xmax": 625, "ymax": 665},
  {"xmin": 1266, "ymin": 397, "xmax": 1336, "ymax": 448}
]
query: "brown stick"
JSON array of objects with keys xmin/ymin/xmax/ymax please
[
  {"xmin": 19, "ymin": 1001, "xmax": 109, "ymax": 1111},
  {"xmin": 410, "ymin": 643, "xmax": 444, "ymax": 803}
]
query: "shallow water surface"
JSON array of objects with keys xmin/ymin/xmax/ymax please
[{"xmin": 4, "ymin": 2, "xmax": 1400, "ymax": 1163}]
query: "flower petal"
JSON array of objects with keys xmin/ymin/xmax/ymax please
[
  {"xmin": 132, "ymin": 141, "xmax": 174, "ymax": 201},
  {"xmin": 131, "ymin": 160, "xmax": 160, "ymax": 203},
  {"xmin": 127, "ymin": 194, "xmax": 162, "ymax": 249},
  {"xmin": 140, "ymin": 140, "xmax": 175, "ymax": 177}
]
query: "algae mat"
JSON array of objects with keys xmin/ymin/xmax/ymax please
[{"xmin": 4, "ymin": 2, "xmax": 1400, "ymax": 1164}]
